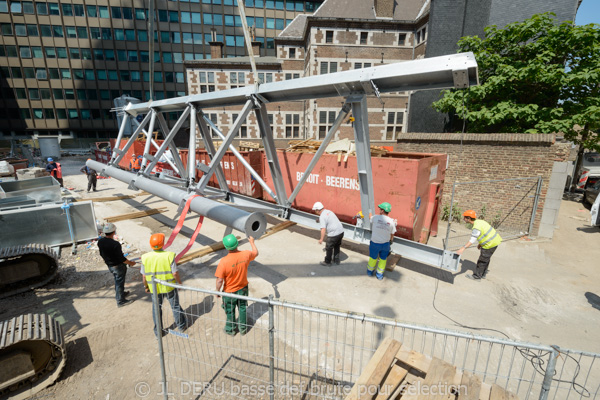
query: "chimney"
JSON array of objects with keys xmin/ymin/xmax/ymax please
[
  {"xmin": 374, "ymin": 0, "xmax": 394, "ymax": 18},
  {"xmin": 209, "ymin": 41, "xmax": 224, "ymax": 59},
  {"xmin": 251, "ymin": 41, "xmax": 262, "ymax": 57}
]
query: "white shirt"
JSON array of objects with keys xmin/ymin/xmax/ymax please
[
  {"xmin": 370, "ymin": 214, "xmax": 397, "ymax": 243},
  {"xmin": 319, "ymin": 209, "xmax": 344, "ymax": 236},
  {"xmin": 469, "ymin": 228, "xmax": 481, "ymax": 244}
]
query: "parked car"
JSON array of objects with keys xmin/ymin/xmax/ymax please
[
  {"xmin": 579, "ymin": 152, "xmax": 600, "ymax": 189},
  {"xmin": 584, "ymin": 179, "xmax": 600, "ymax": 205}
]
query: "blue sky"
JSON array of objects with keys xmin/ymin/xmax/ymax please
[{"xmin": 575, "ymin": 0, "xmax": 600, "ymax": 25}]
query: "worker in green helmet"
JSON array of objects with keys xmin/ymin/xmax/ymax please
[
  {"xmin": 367, "ymin": 202, "xmax": 397, "ymax": 280},
  {"xmin": 215, "ymin": 234, "xmax": 258, "ymax": 336}
]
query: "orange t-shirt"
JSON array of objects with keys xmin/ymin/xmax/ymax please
[{"xmin": 215, "ymin": 250, "xmax": 256, "ymax": 293}]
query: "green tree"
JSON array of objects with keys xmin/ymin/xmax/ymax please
[{"xmin": 433, "ymin": 13, "xmax": 600, "ymax": 164}]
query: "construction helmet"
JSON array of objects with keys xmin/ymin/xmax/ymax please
[
  {"xmin": 223, "ymin": 234, "xmax": 238, "ymax": 251},
  {"xmin": 132, "ymin": 154, "xmax": 136, "ymax": 157},
  {"xmin": 103, "ymin": 223, "xmax": 116, "ymax": 234},
  {"xmin": 150, "ymin": 233, "xmax": 165, "ymax": 250},
  {"xmin": 378, "ymin": 202, "xmax": 392, "ymax": 213},
  {"xmin": 47, "ymin": 157, "xmax": 54, "ymax": 162},
  {"xmin": 312, "ymin": 201, "xmax": 324, "ymax": 211},
  {"xmin": 463, "ymin": 210, "xmax": 477, "ymax": 219}
]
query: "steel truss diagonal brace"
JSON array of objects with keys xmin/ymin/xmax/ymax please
[
  {"xmin": 154, "ymin": 113, "xmax": 187, "ymax": 177},
  {"xmin": 202, "ymin": 113, "xmax": 278, "ymax": 201},
  {"xmin": 286, "ymin": 102, "xmax": 351, "ymax": 207},
  {"xmin": 196, "ymin": 111, "xmax": 229, "ymax": 191},
  {"xmin": 111, "ymin": 112, "xmax": 152, "ymax": 166},
  {"xmin": 254, "ymin": 97, "xmax": 288, "ymax": 206},
  {"xmin": 197, "ymin": 99, "xmax": 253, "ymax": 193},
  {"xmin": 142, "ymin": 106, "xmax": 191, "ymax": 177},
  {"xmin": 141, "ymin": 110, "xmax": 158, "ymax": 170}
]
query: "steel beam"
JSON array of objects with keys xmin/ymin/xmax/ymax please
[
  {"xmin": 211, "ymin": 190, "xmax": 460, "ymax": 272},
  {"xmin": 87, "ymin": 160, "xmax": 267, "ymax": 238},
  {"xmin": 255, "ymin": 100, "xmax": 287, "ymax": 206},
  {"xmin": 141, "ymin": 110, "xmax": 157, "ymax": 170},
  {"xmin": 351, "ymin": 95, "xmax": 375, "ymax": 230},
  {"xmin": 122, "ymin": 53, "xmax": 478, "ymax": 115}
]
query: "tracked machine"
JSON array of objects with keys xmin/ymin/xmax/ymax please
[{"xmin": 0, "ymin": 314, "xmax": 67, "ymax": 400}]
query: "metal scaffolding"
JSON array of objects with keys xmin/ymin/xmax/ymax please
[{"xmin": 89, "ymin": 52, "xmax": 479, "ymax": 271}]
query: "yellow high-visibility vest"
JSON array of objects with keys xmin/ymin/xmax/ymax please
[
  {"xmin": 141, "ymin": 250, "xmax": 176, "ymax": 294},
  {"xmin": 472, "ymin": 219, "xmax": 502, "ymax": 249}
]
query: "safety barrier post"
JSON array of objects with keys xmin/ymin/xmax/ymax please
[
  {"xmin": 539, "ymin": 346, "xmax": 558, "ymax": 400},
  {"xmin": 268, "ymin": 294, "xmax": 275, "ymax": 400},
  {"xmin": 152, "ymin": 278, "xmax": 169, "ymax": 400}
]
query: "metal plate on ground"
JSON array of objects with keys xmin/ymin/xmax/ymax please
[
  {"xmin": 0, "ymin": 177, "xmax": 61, "ymax": 203},
  {"xmin": 0, "ymin": 201, "xmax": 97, "ymax": 247}
]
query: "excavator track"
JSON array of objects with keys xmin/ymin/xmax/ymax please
[
  {"xmin": 0, "ymin": 244, "xmax": 59, "ymax": 299},
  {"xmin": 0, "ymin": 314, "xmax": 67, "ymax": 400}
]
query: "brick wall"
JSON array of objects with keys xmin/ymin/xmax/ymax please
[{"xmin": 393, "ymin": 133, "xmax": 571, "ymax": 235}]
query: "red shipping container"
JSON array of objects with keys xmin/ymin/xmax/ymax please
[
  {"xmin": 179, "ymin": 149, "xmax": 264, "ymax": 199},
  {"xmin": 261, "ymin": 150, "xmax": 446, "ymax": 244}
]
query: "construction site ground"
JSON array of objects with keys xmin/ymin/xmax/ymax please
[{"xmin": 2, "ymin": 156, "xmax": 599, "ymax": 399}]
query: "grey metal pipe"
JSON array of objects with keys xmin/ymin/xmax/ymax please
[{"xmin": 87, "ymin": 160, "xmax": 266, "ymax": 238}]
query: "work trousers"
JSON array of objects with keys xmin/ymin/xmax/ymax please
[
  {"xmin": 108, "ymin": 263, "xmax": 127, "ymax": 305},
  {"xmin": 153, "ymin": 289, "xmax": 187, "ymax": 336},
  {"xmin": 87, "ymin": 174, "xmax": 97, "ymax": 191},
  {"xmin": 324, "ymin": 232, "xmax": 344, "ymax": 264},
  {"xmin": 475, "ymin": 245, "xmax": 498, "ymax": 278},
  {"xmin": 222, "ymin": 286, "xmax": 249, "ymax": 334}
]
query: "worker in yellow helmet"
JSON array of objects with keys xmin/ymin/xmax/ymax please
[
  {"xmin": 367, "ymin": 202, "xmax": 397, "ymax": 280},
  {"xmin": 141, "ymin": 233, "xmax": 187, "ymax": 336},
  {"xmin": 456, "ymin": 210, "xmax": 502, "ymax": 281}
]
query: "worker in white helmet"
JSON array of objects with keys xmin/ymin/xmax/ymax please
[{"xmin": 312, "ymin": 201, "xmax": 344, "ymax": 266}]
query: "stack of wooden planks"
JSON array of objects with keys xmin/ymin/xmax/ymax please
[
  {"xmin": 345, "ymin": 337, "xmax": 519, "ymax": 400},
  {"xmin": 285, "ymin": 139, "xmax": 390, "ymax": 158},
  {"xmin": 238, "ymin": 141, "xmax": 263, "ymax": 151}
]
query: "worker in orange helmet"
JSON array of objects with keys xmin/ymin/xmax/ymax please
[
  {"xmin": 141, "ymin": 233, "xmax": 187, "ymax": 336},
  {"xmin": 456, "ymin": 210, "xmax": 502, "ymax": 281},
  {"xmin": 80, "ymin": 158, "xmax": 98, "ymax": 192}
]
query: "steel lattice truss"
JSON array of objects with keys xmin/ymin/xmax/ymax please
[{"xmin": 88, "ymin": 52, "xmax": 479, "ymax": 271}]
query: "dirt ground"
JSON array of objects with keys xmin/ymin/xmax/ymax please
[{"xmin": 2, "ymin": 156, "xmax": 599, "ymax": 399}]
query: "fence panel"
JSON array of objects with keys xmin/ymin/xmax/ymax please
[
  {"xmin": 443, "ymin": 177, "xmax": 542, "ymax": 251},
  {"xmin": 152, "ymin": 281, "xmax": 600, "ymax": 400}
]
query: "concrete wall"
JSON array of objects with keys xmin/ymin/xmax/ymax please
[{"xmin": 393, "ymin": 133, "xmax": 571, "ymax": 238}]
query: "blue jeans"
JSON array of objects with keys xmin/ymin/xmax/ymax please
[
  {"xmin": 108, "ymin": 263, "xmax": 127, "ymax": 305},
  {"xmin": 153, "ymin": 289, "xmax": 187, "ymax": 336}
]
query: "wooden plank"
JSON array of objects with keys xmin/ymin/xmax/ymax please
[
  {"xmin": 373, "ymin": 362, "xmax": 408, "ymax": 400},
  {"xmin": 457, "ymin": 370, "xmax": 482, "ymax": 400},
  {"xmin": 177, "ymin": 236, "xmax": 241, "ymax": 265},
  {"xmin": 478, "ymin": 382, "xmax": 491, "ymax": 400},
  {"xmin": 489, "ymin": 384, "xmax": 509, "ymax": 400},
  {"xmin": 345, "ymin": 338, "xmax": 403, "ymax": 400},
  {"xmin": 395, "ymin": 346, "xmax": 431, "ymax": 374},
  {"xmin": 104, "ymin": 208, "xmax": 167, "ymax": 223},
  {"xmin": 409, "ymin": 357, "xmax": 456, "ymax": 400},
  {"xmin": 74, "ymin": 192, "xmax": 149, "ymax": 202},
  {"xmin": 257, "ymin": 221, "xmax": 296, "ymax": 240}
]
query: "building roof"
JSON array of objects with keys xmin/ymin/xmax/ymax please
[
  {"xmin": 313, "ymin": 0, "xmax": 427, "ymax": 20},
  {"xmin": 278, "ymin": 0, "xmax": 429, "ymax": 39}
]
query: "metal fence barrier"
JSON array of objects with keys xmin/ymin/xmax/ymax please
[
  {"xmin": 443, "ymin": 177, "xmax": 543, "ymax": 251},
  {"xmin": 150, "ymin": 279, "xmax": 600, "ymax": 400}
]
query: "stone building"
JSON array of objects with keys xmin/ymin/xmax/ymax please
[{"xmin": 185, "ymin": 0, "xmax": 429, "ymax": 144}]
